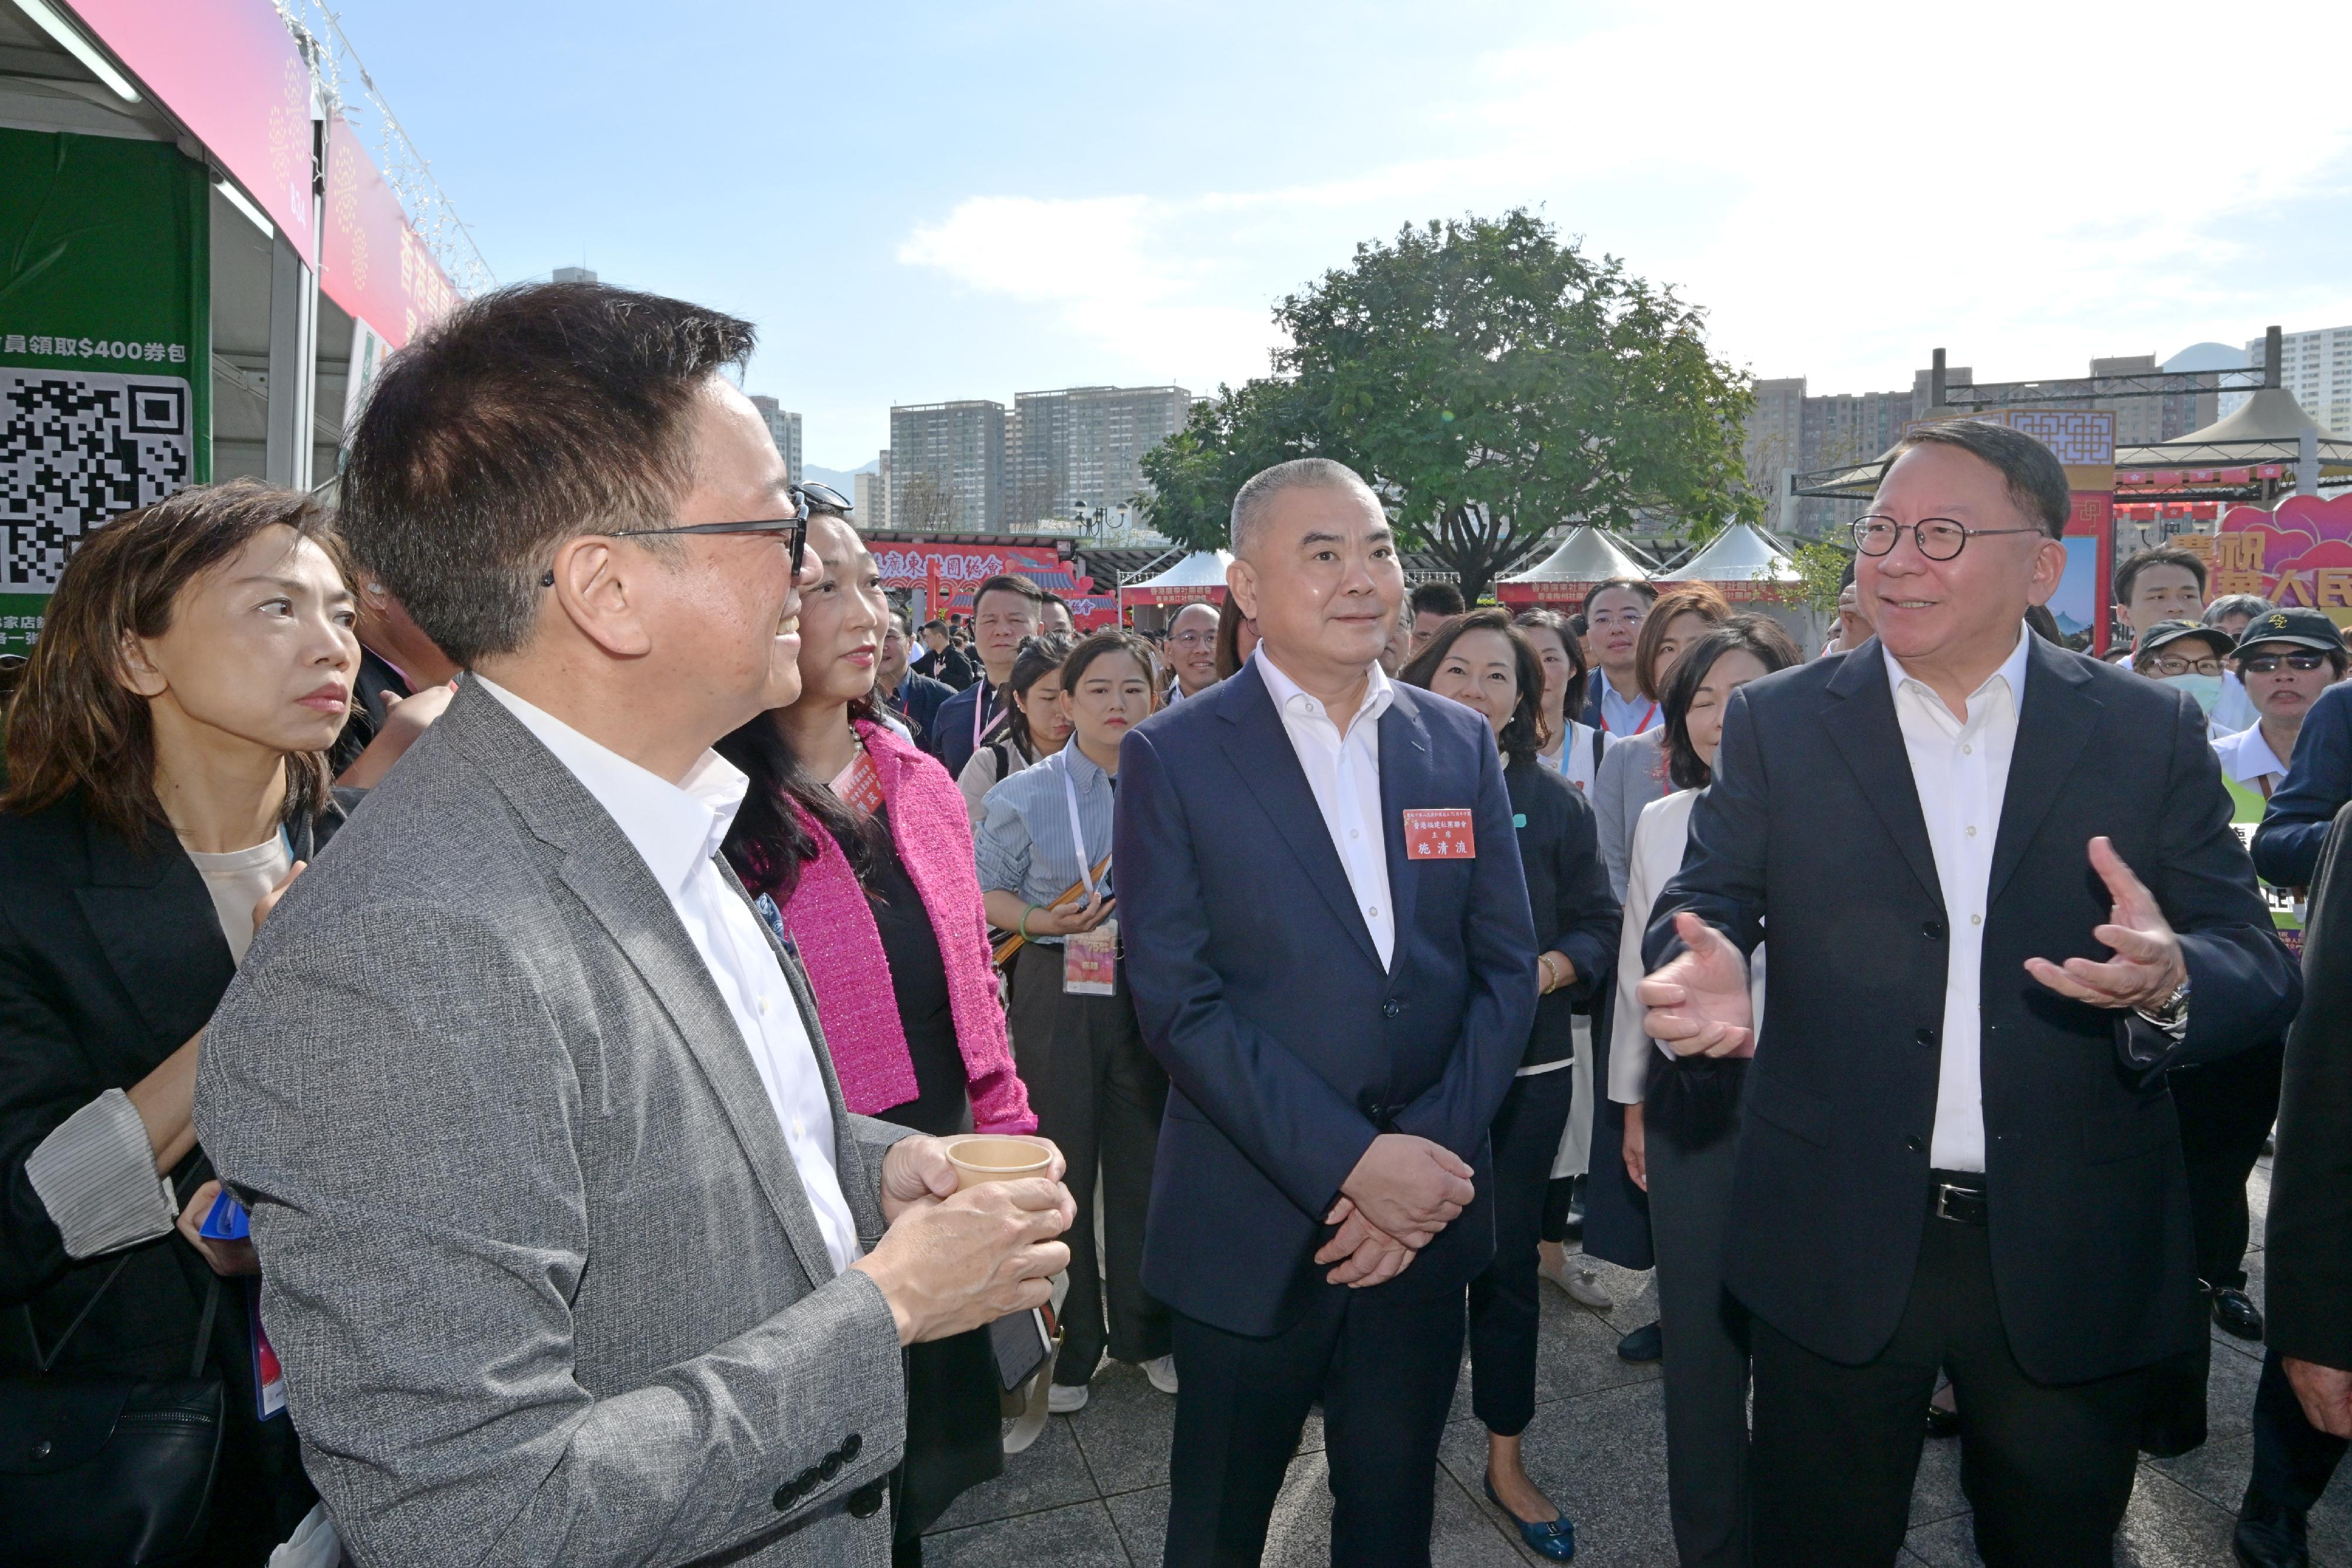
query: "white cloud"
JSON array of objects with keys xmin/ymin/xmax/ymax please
[{"xmin": 898, "ymin": 0, "xmax": 2352, "ymax": 400}]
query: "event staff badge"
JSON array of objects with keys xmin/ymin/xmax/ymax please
[{"xmin": 1402, "ymin": 808, "xmax": 1476, "ymax": 860}]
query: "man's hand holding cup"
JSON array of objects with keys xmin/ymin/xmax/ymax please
[{"xmin": 853, "ymin": 1135, "xmax": 1075, "ymax": 1346}]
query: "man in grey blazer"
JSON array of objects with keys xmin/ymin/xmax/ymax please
[{"xmin": 194, "ymin": 280, "xmax": 1073, "ymax": 1567}]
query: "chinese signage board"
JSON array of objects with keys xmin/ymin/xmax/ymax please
[
  {"xmin": 1, "ymin": 129, "xmax": 209, "ymax": 654},
  {"xmin": 873, "ymin": 541, "xmax": 1102, "ymax": 621},
  {"xmin": 2180, "ymin": 493, "xmax": 2352, "ymax": 626},
  {"xmin": 322, "ymin": 115, "xmax": 457, "ymax": 352}
]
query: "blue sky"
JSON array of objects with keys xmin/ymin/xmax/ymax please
[{"xmin": 329, "ymin": 0, "xmax": 2352, "ymax": 473}]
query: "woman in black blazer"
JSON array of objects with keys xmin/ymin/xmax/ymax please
[
  {"xmin": 1404, "ymin": 610, "xmax": 1619, "ymax": 1560},
  {"xmin": 1, "ymin": 481, "xmax": 362, "ymax": 1563}
]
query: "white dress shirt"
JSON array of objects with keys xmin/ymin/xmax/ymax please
[
  {"xmin": 2212, "ymin": 723, "xmax": 2290, "ymax": 792},
  {"xmin": 1255, "ymin": 646, "xmax": 1396, "ymax": 969},
  {"xmin": 479, "ymin": 677, "xmax": 862, "ymax": 1274},
  {"xmin": 1884, "ymin": 626, "xmax": 2032, "ymax": 1174}
]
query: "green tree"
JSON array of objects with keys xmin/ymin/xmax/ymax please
[
  {"xmin": 1789, "ymin": 537, "xmax": 1853, "ymax": 615},
  {"xmin": 1140, "ymin": 210, "xmax": 1755, "ymax": 601},
  {"xmin": 1136, "ymin": 378, "xmax": 1316, "ymax": 552}
]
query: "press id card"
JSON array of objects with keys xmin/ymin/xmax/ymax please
[
  {"xmin": 249, "ymin": 1281, "xmax": 286, "ymax": 1419},
  {"xmin": 1402, "ymin": 808, "xmax": 1475, "ymax": 860},
  {"xmin": 1063, "ymin": 920, "xmax": 1119, "ymax": 995}
]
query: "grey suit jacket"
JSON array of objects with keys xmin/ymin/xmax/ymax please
[
  {"xmin": 193, "ymin": 683, "xmax": 914, "ymax": 1567},
  {"xmin": 1592, "ymin": 728, "xmax": 1666, "ymax": 902}
]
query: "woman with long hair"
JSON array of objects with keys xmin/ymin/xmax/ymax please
[
  {"xmin": 975, "ymin": 631, "xmax": 1171, "ymax": 1413},
  {"xmin": 1401, "ymin": 610, "xmax": 1618, "ymax": 1560},
  {"xmin": 714, "ymin": 503, "xmax": 1033, "ymax": 1563},
  {"xmin": 954, "ymin": 634, "xmax": 1074, "ymax": 827},
  {"xmin": 1211, "ymin": 592, "xmax": 1258, "ymax": 681},
  {"xmin": 0, "ymin": 480, "xmax": 360, "ymax": 1563},
  {"xmin": 1514, "ymin": 607, "xmax": 1609, "ymax": 794},
  {"xmin": 1612, "ymin": 614, "xmax": 1798, "ymax": 1568}
]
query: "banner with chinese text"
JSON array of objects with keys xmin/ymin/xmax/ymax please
[{"xmin": 2183, "ymin": 494, "xmax": 2352, "ymax": 626}]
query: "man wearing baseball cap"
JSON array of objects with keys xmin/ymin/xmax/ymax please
[
  {"xmin": 2131, "ymin": 619, "xmax": 2237, "ymax": 739},
  {"xmin": 2217, "ymin": 609, "xmax": 2347, "ymax": 801}
]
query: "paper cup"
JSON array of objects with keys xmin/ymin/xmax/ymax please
[{"xmin": 945, "ymin": 1135, "xmax": 1054, "ymax": 1190}]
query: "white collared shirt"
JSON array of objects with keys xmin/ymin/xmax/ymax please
[
  {"xmin": 2212, "ymin": 723, "xmax": 2290, "ymax": 793},
  {"xmin": 1883, "ymin": 625, "xmax": 2032, "ymax": 1175},
  {"xmin": 478, "ymin": 677, "xmax": 861, "ymax": 1274},
  {"xmin": 1254, "ymin": 646, "xmax": 1396, "ymax": 968}
]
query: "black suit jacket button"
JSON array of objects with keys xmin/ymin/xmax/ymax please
[
  {"xmin": 1922, "ymin": 920, "xmax": 1946, "ymax": 940},
  {"xmin": 1905, "ymin": 1135, "xmax": 1924, "ymax": 1152},
  {"xmin": 1382, "ymin": 998, "xmax": 1402, "ymax": 1018},
  {"xmin": 848, "ymin": 1480, "xmax": 887, "ymax": 1519},
  {"xmin": 843, "ymin": 1433, "xmax": 861, "ymax": 1461},
  {"xmin": 1916, "ymin": 1027, "xmax": 1937, "ymax": 1045},
  {"xmin": 772, "ymin": 1482, "xmax": 799, "ymax": 1512},
  {"xmin": 820, "ymin": 1453, "xmax": 844, "ymax": 1481}
]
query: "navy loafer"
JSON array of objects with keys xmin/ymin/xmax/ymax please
[{"xmin": 1484, "ymin": 1473, "xmax": 1575, "ymax": 1561}]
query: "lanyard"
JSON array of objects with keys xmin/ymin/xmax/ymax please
[
  {"xmin": 972, "ymin": 678, "xmax": 993, "ymax": 747},
  {"xmin": 1601, "ymin": 698, "xmax": 1656, "ymax": 735},
  {"xmin": 1061, "ymin": 765, "xmax": 1104, "ymax": 900}
]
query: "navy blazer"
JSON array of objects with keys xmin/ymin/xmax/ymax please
[
  {"xmin": 930, "ymin": 679, "xmax": 1001, "ymax": 777},
  {"xmin": 1115, "ymin": 662, "xmax": 1539, "ymax": 1336},
  {"xmin": 1646, "ymin": 634, "xmax": 2300, "ymax": 1383},
  {"xmin": 2252, "ymin": 677, "xmax": 2352, "ymax": 888}
]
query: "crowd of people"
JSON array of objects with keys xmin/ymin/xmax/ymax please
[{"xmin": 0, "ymin": 276, "xmax": 2345, "ymax": 1568}]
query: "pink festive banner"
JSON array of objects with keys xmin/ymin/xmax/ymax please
[
  {"xmin": 2188, "ymin": 493, "xmax": 2352, "ymax": 618},
  {"xmin": 68, "ymin": 0, "xmax": 317, "ymax": 263},
  {"xmin": 322, "ymin": 116, "xmax": 456, "ymax": 349}
]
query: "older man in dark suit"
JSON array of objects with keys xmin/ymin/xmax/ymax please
[
  {"xmin": 1116, "ymin": 458, "xmax": 1538, "ymax": 1567},
  {"xmin": 1640, "ymin": 420, "xmax": 2299, "ymax": 1567}
]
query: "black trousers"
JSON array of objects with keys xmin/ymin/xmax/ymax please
[
  {"xmin": 2169, "ymin": 1037, "xmax": 2285, "ymax": 1290},
  {"xmin": 1470, "ymin": 1064, "xmax": 1575, "ymax": 1437},
  {"xmin": 2244, "ymin": 1347, "xmax": 2350, "ymax": 1525},
  {"xmin": 1750, "ymin": 1203, "xmax": 2148, "ymax": 1568},
  {"xmin": 1037, "ymin": 961, "xmax": 1170, "ymax": 1383},
  {"xmin": 1164, "ymin": 1289, "xmax": 1466, "ymax": 1567}
]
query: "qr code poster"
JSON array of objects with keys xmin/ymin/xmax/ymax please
[{"xmin": 2, "ymin": 369, "xmax": 193, "ymax": 593}]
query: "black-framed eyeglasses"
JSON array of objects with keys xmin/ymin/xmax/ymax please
[
  {"xmin": 2240, "ymin": 652, "xmax": 2331, "ymax": 674},
  {"xmin": 2144, "ymin": 653, "xmax": 2224, "ymax": 677},
  {"xmin": 1852, "ymin": 515, "xmax": 2045, "ymax": 561},
  {"xmin": 542, "ymin": 481, "xmax": 856, "ymax": 587}
]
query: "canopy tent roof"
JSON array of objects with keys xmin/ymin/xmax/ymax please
[
  {"xmin": 1501, "ymin": 526, "xmax": 1653, "ymax": 585},
  {"xmin": 1124, "ymin": 549, "xmax": 1232, "ymax": 604},
  {"xmin": 1669, "ymin": 523, "xmax": 1801, "ymax": 584},
  {"xmin": 2115, "ymin": 387, "xmax": 2352, "ymax": 472}
]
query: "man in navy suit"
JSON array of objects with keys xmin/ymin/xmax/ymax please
[
  {"xmin": 1639, "ymin": 421, "xmax": 2300, "ymax": 1567},
  {"xmin": 2253, "ymin": 677, "xmax": 2352, "ymax": 888},
  {"xmin": 1116, "ymin": 458, "xmax": 1538, "ymax": 1567}
]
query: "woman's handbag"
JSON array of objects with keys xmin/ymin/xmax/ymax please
[{"xmin": 0, "ymin": 1256, "xmax": 226, "ymax": 1566}]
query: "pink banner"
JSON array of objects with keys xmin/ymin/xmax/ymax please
[
  {"xmin": 322, "ymin": 116, "xmax": 455, "ymax": 349},
  {"xmin": 871, "ymin": 542, "xmax": 1093, "ymax": 615},
  {"xmin": 2191, "ymin": 493, "xmax": 2352, "ymax": 618},
  {"xmin": 68, "ymin": 0, "xmax": 317, "ymax": 263}
]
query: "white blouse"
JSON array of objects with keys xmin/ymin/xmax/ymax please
[
  {"xmin": 1539, "ymin": 718, "xmax": 1609, "ymax": 795},
  {"xmin": 1610, "ymin": 788, "xmax": 1767, "ymax": 1104}
]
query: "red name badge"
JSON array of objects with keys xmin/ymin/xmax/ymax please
[{"xmin": 1402, "ymin": 808, "xmax": 1475, "ymax": 860}]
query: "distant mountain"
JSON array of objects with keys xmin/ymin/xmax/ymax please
[
  {"xmin": 2050, "ymin": 606, "xmax": 2091, "ymax": 636},
  {"xmin": 803, "ymin": 463, "xmax": 865, "ymax": 495}
]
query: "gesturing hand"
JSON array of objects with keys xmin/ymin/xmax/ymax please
[
  {"xmin": 1637, "ymin": 912, "xmax": 1754, "ymax": 1057},
  {"xmin": 1341, "ymin": 1134, "xmax": 1474, "ymax": 1243},
  {"xmin": 1314, "ymin": 1198, "xmax": 1416, "ymax": 1288},
  {"xmin": 2023, "ymin": 837, "xmax": 2187, "ymax": 1011}
]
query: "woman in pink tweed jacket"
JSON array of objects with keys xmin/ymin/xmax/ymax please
[{"xmin": 716, "ymin": 505, "xmax": 1037, "ymax": 1557}]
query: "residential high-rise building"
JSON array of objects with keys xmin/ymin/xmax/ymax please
[
  {"xmin": 2241, "ymin": 325, "xmax": 2352, "ymax": 437},
  {"xmin": 1742, "ymin": 367, "xmax": 1963, "ymax": 537},
  {"xmin": 1010, "ymin": 385, "xmax": 1192, "ymax": 529},
  {"xmin": 890, "ymin": 402, "xmax": 1004, "ymax": 531},
  {"xmin": 748, "ymin": 395, "xmax": 803, "ymax": 486},
  {"xmin": 854, "ymin": 459, "xmax": 889, "ymax": 530}
]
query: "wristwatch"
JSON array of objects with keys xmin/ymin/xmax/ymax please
[{"xmin": 2137, "ymin": 972, "xmax": 2191, "ymax": 1035}]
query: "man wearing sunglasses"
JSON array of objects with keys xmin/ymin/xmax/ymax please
[
  {"xmin": 1636, "ymin": 419, "xmax": 2297, "ymax": 1567},
  {"xmin": 195, "ymin": 281, "xmax": 1074, "ymax": 1567},
  {"xmin": 2214, "ymin": 608, "xmax": 2346, "ymax": 805}
]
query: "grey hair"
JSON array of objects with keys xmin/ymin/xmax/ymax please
[
  {"xmin": 2204, "ymin": 594, "xmax": 2275, "ymax": 627},
  {"xmin": 1229, "ymin": 457, "xmax": 1379, "ymax": 557}
]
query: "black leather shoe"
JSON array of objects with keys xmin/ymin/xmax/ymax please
[
  {"xmin": 1616, "ymin": 1322, "xmax": 1662, "ymax": 1362},
  {"xmin": 2233, "ymin": 1504, "xmax": 2309, "ymax": 1568},
  {"xmin": 2212, "ymin": 1286, "xmax": 2265, "ymax": 1340},
  {"xmin": 1925, "ymin": 1401, "xmax": 1960, "ymax": 1439}
]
